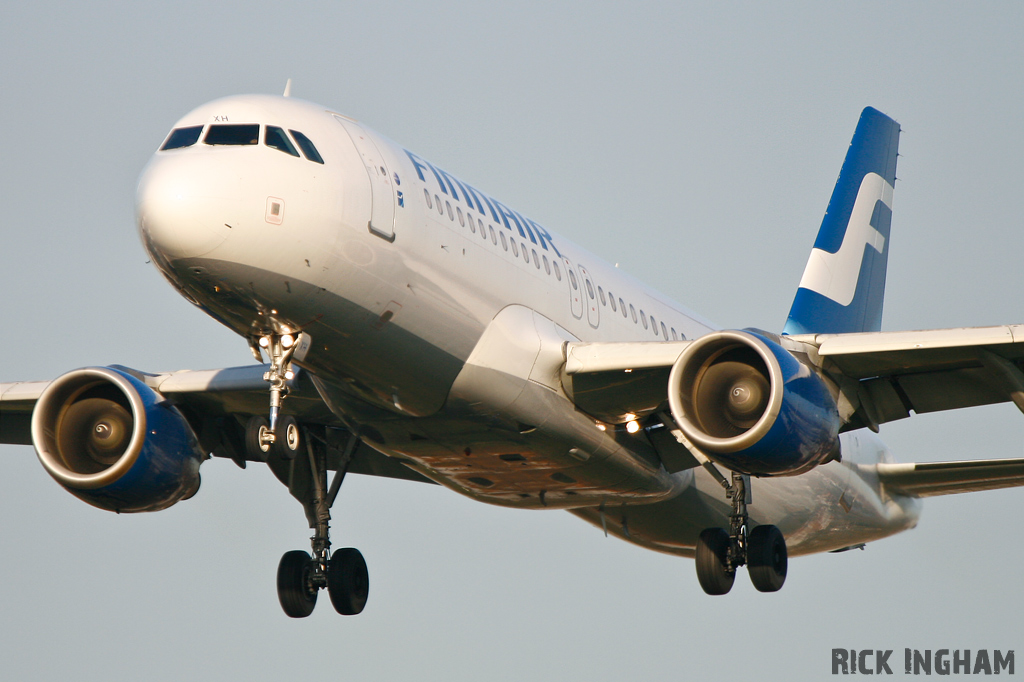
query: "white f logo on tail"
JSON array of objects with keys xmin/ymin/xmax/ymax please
[{"xmin": 797, "ymin": 172, "xmax": 894, "ymax": 306}]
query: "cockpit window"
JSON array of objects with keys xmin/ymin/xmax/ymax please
[
  {"xmin": 204, "ymin": 124, "xmax": 259, "ymax": 146},
  {"xmin": 160, "ymin": 125, "xmax": 203, "ymax": 150},
  {"xmin": 289, "ymin": 130, "xmax": 324, "ymax": 164},
  {"xmin": 265, "ymin": 126, "xmax": 300, "ymax": 157}
]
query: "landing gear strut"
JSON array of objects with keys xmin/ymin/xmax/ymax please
[
  {"xmin": 272, "ymin": 425, "xmax": 369, "ymax": 618},
  {"xmin": 660, "ymin": 413, "xmax": 788, "ymax": 595},
  {"xmin": 695, "ymin": 471, "xmax": 787, "ymax": 595}
]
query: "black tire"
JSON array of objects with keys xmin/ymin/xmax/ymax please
[
  {"xmin": 273, "ymin": 415, "xmax": 302, "ymax": 461},
  {"xmin": 696, "ymin": 528, "xmax": 735, "ymax": 595},
  {"xmin": 244, "ymin": 416, "xmax": 272, "ymax": 462},
  {"xmin": 277, "ymin": 550, "xmax": 318, "ymax": 618},
  {"xmin": 327, "ymin": 548, "xmax": 369, "ymax": 615},
  {"xmin": 748, "ymin": 524, "xmax": 787, "ymax": 592}
]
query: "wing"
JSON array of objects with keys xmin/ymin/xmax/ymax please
[
  {"xmin": 561, "ymin": 326, "xmax": 1024, "ymax": 478},
  {"xmin": 788, "ymin": 324, "xmax": 1024, "ymax": 430},
  {"xmin": 563, "ymin": 340, "xmax": 692, "ymax": 424},
  {"xmin": 0, "ymin": 365, "xmax": 433, "ymax": 485},
  {"xmin": 563, "ymin": 325, "xmax": 1024, "ymax": 429}
]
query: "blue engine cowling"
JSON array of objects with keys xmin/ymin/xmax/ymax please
[
  {"xmin": 31, "ymin": 366, "xmax": 204, "ymax": 512},
  {"xmin": 667, "ymin": 330, "xmax": 840, "ymax": 476}
]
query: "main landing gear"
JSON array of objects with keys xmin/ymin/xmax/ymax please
[
  {"xmin": 246, "ymin": 332, "xmax": 369, "ymax": 617},
  {"xmin": 695, "ymin": 472, "xmax": 787, "ymax": 595},
  {"xmin": 262, "ymin": 423, "xmax": 369, "ymax": 618}
]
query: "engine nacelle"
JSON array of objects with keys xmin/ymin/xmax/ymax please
[
  {"xmin": 667, "ymin": 330, "xmax": 839, "ymax": 476},
  {"xmin": 31, "ymin": 367, "xmax": 204, "ymax": 512}
]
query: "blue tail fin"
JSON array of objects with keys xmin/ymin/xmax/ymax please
[{"xmin": 783, "ymin": 107, "xmax": 900, "ymax": 336}]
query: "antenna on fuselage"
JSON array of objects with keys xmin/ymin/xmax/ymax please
[{"xmin": 283, "ymin": 78, "xmax": 293, "ymax": 97}]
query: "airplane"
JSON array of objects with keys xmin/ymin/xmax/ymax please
[{"xmin": 3, "ymin": 90, "xmax": 1024, "ymax": 618}]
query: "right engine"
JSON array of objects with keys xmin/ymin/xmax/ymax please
[{"xmin": 31, "ymin": 366, "xmax": 204, "ymax": 513}]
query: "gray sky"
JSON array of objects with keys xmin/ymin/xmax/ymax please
[{"xmin": 2, "ymin": 2, "xmax": 1023, "ymax": 679}]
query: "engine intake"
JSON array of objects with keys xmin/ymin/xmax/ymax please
[
  {"xmin": 31, "ymin": 367, "xmax": 204, "ymax": 512},
  {"xmin": 668, "ymin": 330, "xmax": 839, "ymax": 476}
]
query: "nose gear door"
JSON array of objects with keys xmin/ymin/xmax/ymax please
[{"xmin": 334, "ymin": 116, "xmax": 396, "ymax": 241}]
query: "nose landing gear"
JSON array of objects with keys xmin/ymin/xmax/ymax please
[{"xmin": 255, "ymin": 332, "xmax": 299, "ymax": 445}]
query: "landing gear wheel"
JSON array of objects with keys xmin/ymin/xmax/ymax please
[
  {"xmin": 273, "ymin": 415, "xmax": 302, "ymax": 460},
  {"xmin": 245, "ymin": 416, "xmax": 272, "ymax": 462},
  {"xmin": 748, "ymin": 524, "xmax": 787, "ymax": 592},
  {"xmin": 696, "ymin": 528, "xmax": 735, "ymax": 595},
  {"xmin": 277, "ymin": 550, "xmax": 318, "ymax": 618},
  {"xmin": 327, "ymin": 548, "xmax": 369, "ymax": 615}
]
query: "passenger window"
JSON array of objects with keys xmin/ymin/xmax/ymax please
[
  {"xmin": 265, "ymin": 126, "xmax": 299, "ymax": 156},
  {"xmin": 446, "ymin": 201, "xmax": 454, "ymax": 220},
  {"xmin": 620, "ymin": 298, "xmax": 627, "ymax": 317},
  {"xmin": 205, "ymin": 124, "xmax": 259, "ymax": 145},
  {"xmin": 161, "ymin": 125, "xmax": 203, "ymax": 150},
  {"xmin": 479, "ymin": 220, "xmax": 487, "ymax": 239},
  {"xmin": 522, "ymin": 247, "xmax": 529, "ymax": 264},
  {"xmin": 289, "ymin": 130, "xmax": 324, "ymax": 164},
  {"xmin": 661, "ymin": 321, "xmax": 668, "ymax": 339},
  {"xmin": 457, "ymin": 206, "xmax": 465, "ymax": 226},
  {"xmin": 640, "ymin": 310, "xmax": 648, "ymax": 329},
  {"xmin": 650, "ymin": 316, "xmax": 657, "ymax": 334},
  {"xmin": 543, "ymin": 255, "xmax": 551, "ymax": 275},
  {"xmin": 568, "ymin": 269, "xmax": 579, "ymax": 291},
  {"xmin": 598, "ymin": 286, "xmax": 606, "ymax": 306},
  {"xmin": 500, "ymin": 231, "xmax": 508, "ymax": 250},
  {"xmin": 630, "ymin": 304, "xmax": 637, "ymax": 323},
  {"xmin": 424, "ymin": 189, "xmax": 432, "ymax": 208},
  {"xmin": 510, "ymin": 239, "xmax": 519, "ymax": 256},
  {"xmin": 671, "ymin": 327, "xmax": 678, "ymax": 340},
  {"xmin": 585, "ymin": 280, "xmax": 595, "ymax": 299},
  {"xmin": 609, "ymin": 293, "xmax": 617, "ymax": 312},
  {"xmin": 554, "ymin": 261, "xmax": 562, "ymax": 281},
  {"xmin": 435, "ymin": 195, "xmax": 443, "ymax": 214},
  {"xmin": 489, "ymin": 225, "xmax": 497, "ymax": 244},
  {"xmin": 533, "ymin": 249, "xmax": 540, "ymax": 268}
]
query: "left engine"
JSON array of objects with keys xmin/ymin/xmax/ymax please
[
  {"xmin": 31, "ymin": 366, "xmax": 204, "ymax": 512},
  {"xmin": 667, "ymin": 329, "xmax": 840, "ymax": 476}
]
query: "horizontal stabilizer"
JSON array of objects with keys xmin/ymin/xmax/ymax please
[{"xmin": 878, "ymin": 458, "xmax": 1024, "ymax": 497}]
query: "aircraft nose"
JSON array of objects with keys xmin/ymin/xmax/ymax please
[{"xmin": 136, "ymin": 155, "xmax": 234, "ymax": 261}]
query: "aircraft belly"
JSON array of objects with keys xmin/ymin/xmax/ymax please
[
  {"xmin": 352, "ymin": 376, "xmax": 683, "ymax": 509},
  {"xmin": 570, "ymin": 460, "xmax": 919, "ymax": 558}
]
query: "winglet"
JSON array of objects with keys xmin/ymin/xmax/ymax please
[{"xmin": 783, "ymin": 108, "xmax": 900, "ymax": 336}]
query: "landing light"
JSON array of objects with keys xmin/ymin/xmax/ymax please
[
  {"xmin": 285, "ymin": 370, "xmax": 294, "ymax": 380},
  {"xmin": 626, "ymin": 420, "xmax": 640, "ymax": 434},
  {"xmin": 281, "ymin": 334, "xmax": 294, "ymax": 349},
  {"xmin": 258, "ymin": 337, "xmax": 270, "ymax": 348}
]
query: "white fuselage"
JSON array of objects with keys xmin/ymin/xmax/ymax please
[{"xmin": 135, "ymin": 94, "xmax": 920, "ymax": 558}]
